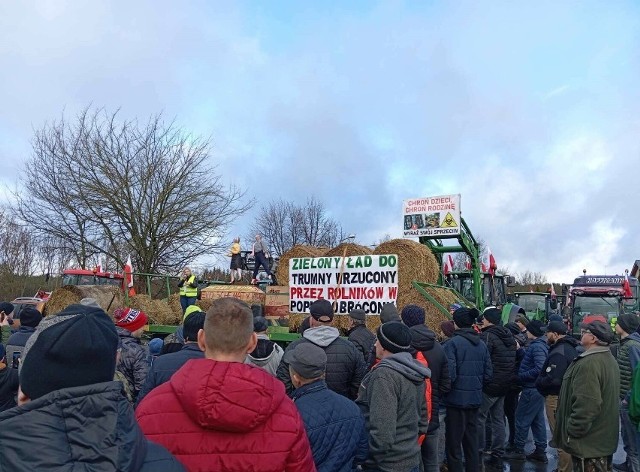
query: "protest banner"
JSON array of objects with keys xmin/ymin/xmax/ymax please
[
  {"xmin": 403, "ymin": 194, "xmax": 461, "ymax": 237},
  {"xmin": 289, "ymin": 254, "xmax": 398, "ymax": 315}
]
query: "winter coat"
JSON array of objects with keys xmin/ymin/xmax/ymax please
[
  {"xmin": 443, "ymin": 328, "xmax": 493, "ymax": 408},
  {"xmin": 348, "ymin": 324, "xmax": 376, "ymax": 365},
  {"xmin": 356, "ymin": 352, "xmax": 430, "ymax": 472},
  {"xmin": 5, "ymin": 326, "xmax": 36, "ymax": 368},
  {"xmin": 553, "ymin": 347, "xmax": 620, "ymax": 459},
  {"xmin": 277, "ymin": 326, "xmax": 367, "ymax": 399},
  {"xmin": 245, "ymin": 334, "xmax": 284, "ymax": 376},
  {"xmin": 136, "ymin": 358, "xmax": 316, "ymax": 472},
  {"xmin": 117, "ymin": 328, "xmax": 149, "ymax": 401},
  {"xmin": 292, "ymin": 379, "xmax": 368, "ymax": 472},
  {"xmin": 535, "ymin": 336, "xmax": 579, "ymax": 397},
  {"xmin": 0, "ymin": 363, "xmax": 18, "ymax": 412},
  {"xmin": 409, "ymin": 324, "xmax": 451, "ymax": 431},
  {"xmin": 617, "ymin": 333, "xmax": 640, "ymax": 399},
  {"xmin": 137, "ymin": 343, "xmax": 204, "ymax": 405},
  {"xmin": 0, "ymin": 381, "xmax": 184, "ymax": 472},
  {"xmin": 518, "ymin": 337, "xmax": 549, "ymax": 388},
  {"xmin": 480, "ymin": 324, "xmax": 517, "ymax": 397}
]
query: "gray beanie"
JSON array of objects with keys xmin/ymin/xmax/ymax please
[{"xmin": 380, "ymin": 303, "xmax": 401, "ymax": 323}]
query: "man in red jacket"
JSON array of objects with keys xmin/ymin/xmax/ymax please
[{"xmin": 136, "ymin": 297, "xmax": 316, "ymax": 472}]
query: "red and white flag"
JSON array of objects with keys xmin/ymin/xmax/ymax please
[
  {"xmin": 443, "ymin": 254, "xmax": 455, "ymax": 275},
  {"xmin": 486, "ymin": 246, "xmax": 497, "ymax": 276},
  {"xmin": 124, "ymin": 255, "xmax": 135, "ymax": 296},
  {"xmin": 623, "ymin": 271, "xmax": 633, "ymax": 298},
  {"xmin": 97, "ymin": 256, "xmax": 104, "ymax": 273},
  {"xmin": 550, "ymin": 283, "xmax": 557, "ymax": 299},
  {"xmin": 465, "ymin": 258, "xmax": 472, "ymax": 271}
]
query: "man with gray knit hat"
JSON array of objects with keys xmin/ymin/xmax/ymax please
[
  {"xmin": 357, "ymin": 321, "xmax": 429, "ymax": 472},
  {"xmin": 614, "ymin": 312, "xmax": 640, "ymax": 471},
  {"xmin": 444, "ymin": 307, "xmax": 492, "ymax": 472},
  {"xmin": 0, "ymin": 303, "xmax": 184, "ymax": 471}
]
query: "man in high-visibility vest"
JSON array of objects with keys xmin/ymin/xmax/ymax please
[{"xmin": 178, "ymin": 267, "xmax": 198, "ymax": 314}]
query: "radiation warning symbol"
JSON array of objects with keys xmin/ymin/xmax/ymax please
[{"xmin": 441, "ymin": 212, "xmax": 458, "ymax": 228}]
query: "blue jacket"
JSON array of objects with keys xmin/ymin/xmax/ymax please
[
  {"xmin": 136, "ymin": 343, "xmax": 204, "ymax": 406},
  {"xmin": 292, "ymin": 379, "xmax": 368, "ymax": 472},
  {"xmin": 6, "ymin": 326, "xmax": 36, "ymax": 348},
  {"xmin": 518, "ymin": 337, "xmax": 549, "ymax": 388},
  {"xmin": 443, "ymin": 329, "xmax": 492, "ymax": 408}
]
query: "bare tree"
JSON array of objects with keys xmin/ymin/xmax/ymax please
[
  {"xmin": 14, "ymin": 107, "xmax": 250, "ymax": 275},
  {"xmin": 517, "ymin": 270, "xmax": 548, "ymax": 286},
  {"xmin": 249, "ymin": 196, "xmax": 345, "ymax": 256}
]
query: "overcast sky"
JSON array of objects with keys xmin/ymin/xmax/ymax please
[{"xmin": 1, "ymin": 1, "xmax": 639, "ymax": 282}]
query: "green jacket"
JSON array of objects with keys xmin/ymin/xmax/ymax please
[
  {"xmin": 553, "ymin": 346, "xmax": 620, "ymax": 459},
  {"xmin": 628, "ymin": 363, "xmax": 640, "ymax": 427},
  {"xmin": 617, "ymin": 334, "xmax": 640, "ymax": 399}
]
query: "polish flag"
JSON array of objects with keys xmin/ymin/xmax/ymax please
[
  {"xmin": 623, "ymin": 272, "xmax": 633, "ymax": 298},
  {"xmin": 550, "ymin": 284, "xmax": 557, "ymax": 299},
  {"xmin": 465, "ymin": 258, "xmax": 472, "ymax": 271},
  {"xmin": 486, "ymin": 246, "xmax": 497, "ymax": 276},
  {"xmin": 124, "ymin": 256, "xmax": 135, "ymax": 296},
  {"xmin": 443, "ymin": 254, "xmax": 455, "ymax": 275}
]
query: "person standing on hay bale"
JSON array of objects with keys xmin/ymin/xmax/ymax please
[
  {"xmin": 228, "ymin": 237, "xmax": 243, "ymax": 283},
  {"xmin": 347, "ymin": 309, "xmax": 376, "ymax": 366},
  {"xmin": 114, "ymin": 307, "xmax": 150, "ymax": 403},
  {"xmin": 402, "ymin": 305, "xmax": 451, "ymax": 472},
  {"xmin": 357, "ymin": 321, "xmax": 430, "ymax": 472},
  {"xmin": 277, "ymin": 299, "xmax": 367, "ymax": 400},
  {"xmin": 251, "ymin": 234, "xmax": 274, "ymax": 285},
  {"xmin": 443, "ymin": 307, "xmax": 492, "ymax": 472},
  {"xmin": 178, "ymin": 267, "xmax": 198, "ymax": 313}
]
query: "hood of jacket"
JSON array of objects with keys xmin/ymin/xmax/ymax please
[
  {"xmin": 409, "ymin": 324, "xmax": 436, "ymax": 352},
  {"xmin": 482, "ymin": 324, "xmax": 517, "ymax": 349},
  {"xmin": 0, "ymin": 381, "xmax": 149, "ymax": 471},
  {"xmin": 117, "ymin": 327, "xmax": 141, "ymax": 344},
  {"xmin": 16, "ymin": 325, "xmax": 36, "ymax": 335},
  {"xmin": 302, "ymin": 325, "xmax": 340, "ymax": 347},
  {"xmin": 453, "ymin": 328, "xmax": 481, "ymax": 346},
  {"xmin": 377, "ymin": 351, "xmax": 431, "ymax": 385},
  {"xmin": 553, "ymin": 335, "xmax": 580, "ymax": 350},
  {"xmin": 247, "ymin": 335, "xmax": 277, "ymax": 364},
  {"xmin": 170, "ymin": 358, "xmax": 288, "ymax": 433}
]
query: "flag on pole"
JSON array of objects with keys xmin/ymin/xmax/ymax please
[
  {"xmin": 465, "ymin": 257, "xmax": 472, "ymax": 271},
  {"xmin": 124, "ymin": 256, "xmax": 135, "ymax": 296},
  {"xmin": 623, "ymin": 271, "xmax": 633, "ymax": 298},
  {"xmin": 550, "ymin": 283, "xmax": 557, "ymax": 299},
  {"xmin": 486, "ymin": 246, "xmax": 497, "ymax": 276},
  {"xmin": 443, "ymin": 254, "xmax": 454, "ymax": 275},
  {"xmin": 97, "ymin": 256, "xmax": 104, "ymax": 273}
]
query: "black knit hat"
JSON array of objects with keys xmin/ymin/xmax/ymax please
[
  {"xmin": 527, "ymin": 320, "xmax": 547, "ymax": 338},
  {"xmin": 0, "ymin": 302, "xmax": 14, "ymax": 315},
  {"xmin": 401, "ymin": 304, "xmax": 426, "ymax": 327},
  {"xmin": 617, "ymin": 313, "xmax": 640, "ymax": 335},
  {"xmin": 19, "ymin": 304, "xmax": 119, "ymax": 401},
  {"xmin": 19, "ymin": 306, "xmax": 43, "ymax": 328},
  {"xmin": 482, "ymin": 307, "xmax": 502, "ymax": 326},
  {"xmin": 453, "ymin": 307, "xmax": 479, "ymax": 328},
  {"xmin": 377, "ymin": 321, "xmax": 412, "ymax": 353},
  {"xmin": 253, "ymin": 316, "xmax": 269, "ymax": 333}
]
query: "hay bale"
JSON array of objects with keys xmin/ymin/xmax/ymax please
[
  {"xmin": 276, "ymin": 245, "xmax": 327, "ymax": 286},
  {"xmin": 128, "ymin": 294, "xmax": 181, "ymax": 326},
  {"xmin": 323, "ymin": 243, "xmax": 373, "ymax": 258},
  {"xmin": 398, "ymin": 286, "xmax": 458, "ymax": 337},
  {"xmin": 196, "ymin": 299, "xmax": 213, "ymax": 313},
  {"xmin": 168, "ymin": 293, "xmax": 182, "ymax": 318},
  {"xmin": 44, "ymin": 285, "xmax": 124, "ymax": 317},
  {"xmin": 374, "ymin": 239, "xmax": 439, "ymax": 288}
]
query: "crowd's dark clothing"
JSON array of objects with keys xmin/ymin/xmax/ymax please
[
  {"xmin": 357, "ymin": 352, "xmax": 429, "ymax": 472},
  {"xmin": 518, "ymin": 337, "xmax": 549, "ymax": 388},
  {"xmin": 535, "ymin": 336, "xmax": 579, "ymax": 397},
  {"xmin": 0, "ymin": 361, "xmax": 18, "ymax": 411},
  {"xmin": 409, "ymin": 324, "xmax": 451, "ymax": 431},
  {"xmin": 618, "ymin": 332, "xmax": 640, "ymax": 399},
  {"xmin": 137, "ymin": 358, "xmax": 315, "ymax": 472},
  {"xmin": 445, "ymin": 406, "xmax": 480, "ymax": 472},
  {"xmin": 5, "ymin": 326, "xmax": 36, "ymax": 367},
  {"xmin": 245, "ymin": 334, "xmax": 284, "ymax": 376},
  {"xmin": 0, "ymin": 381, "xmax": 184, "ymax": 471},
  {"xmin": 347, "ymin": 324, "xmax": 376, "ymax": 364},
  {"xmin": 116, "ymin": 327, "xmax": 149, "ymax": 401},
  {"xmin": 136, "ymin": 343, "xmax": 204, "ymax": 405},
  {"xmin": 443, "ymin": 328, "xmax": 493, "ymax": 408},
  {"xmin": 292, "ymin": 379, "xmax": 368, "ymax": 472},
  {"xmin": 278, "ymin": 326, "xmax": 366, "ymax": 400},
  {"xmin": 479, "ymin": 324, "xmax": 517, "ymax": 397}
]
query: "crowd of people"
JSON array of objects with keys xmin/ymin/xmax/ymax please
[{"xmin": 0, "ymin": 294, "xmax": 639, "ymax": 472}]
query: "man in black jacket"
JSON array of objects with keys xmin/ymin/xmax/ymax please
[
  {"xmin": 137, "ymin": 310, "xmax": 205, "ymax": 406},
  {"xmin": 347, "ymin": 308, "xmax": 375, "ymax": 365},
  {"xmin": 278, "ymin": 299, "xmax": 367, "ymax": 399},
  {"xmin": 0, "ymin": 303, "xmax": 184, "ymax": 471},
  {"xmin": 535, "ymin": 320, "xmax": 579, "ymax": 472},
  {"xmin": 0, "ymin": 343, "xmax": 18, "ymax": 411},
  {"xmin": 402, "ymin": 304, "xmax": 451, "ymax": 472},
  {"xmin": 477, "ymin": 307, "xmax": 517, "ymax": 466}
]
